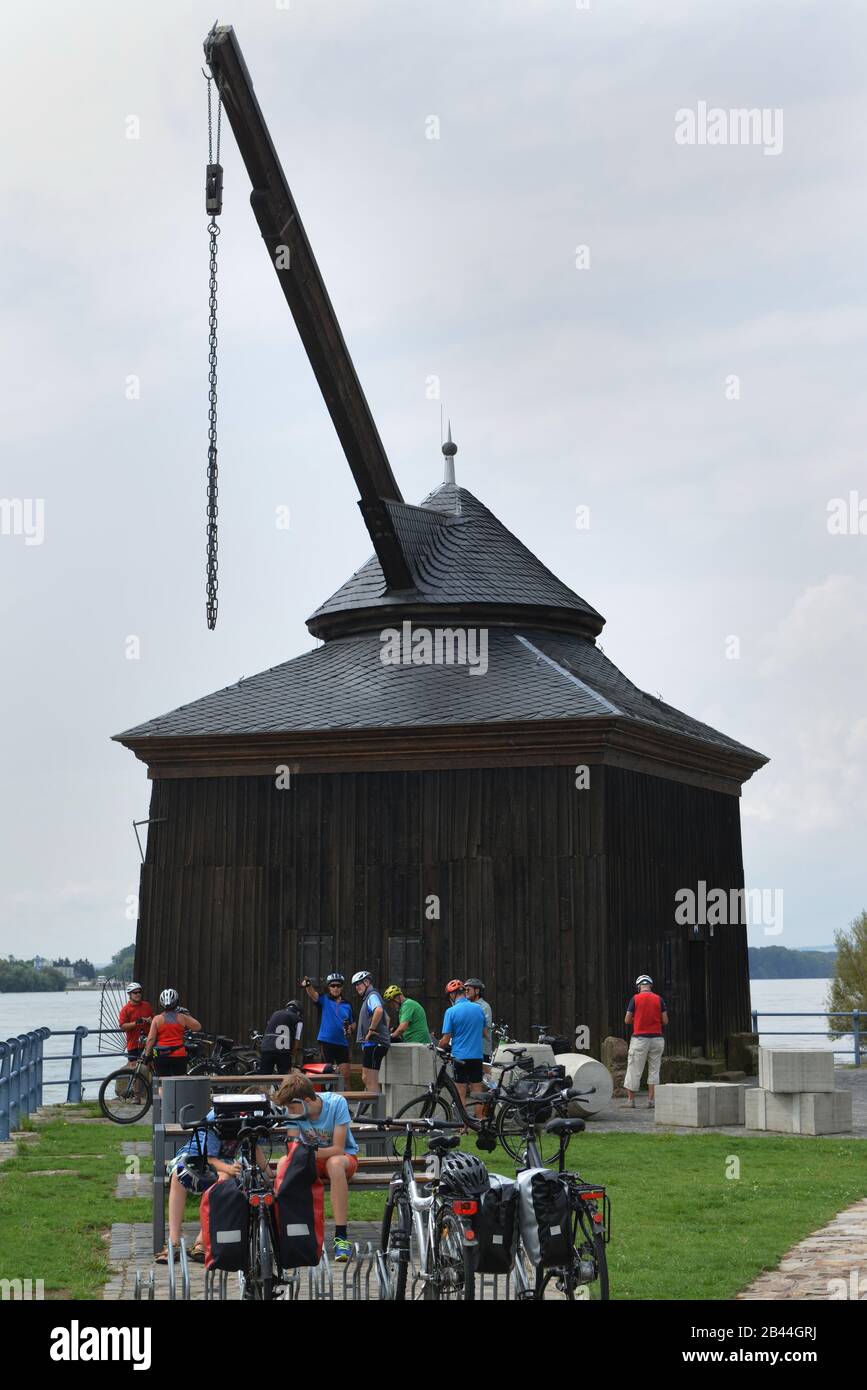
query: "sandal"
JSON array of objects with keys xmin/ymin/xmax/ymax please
[
  {"xmin": 188, "ymin": 1243, "xmax": 206, "ymax": 1263},
  {"xmin": 154, "ymin": 1247, "xmax": 169, "ymax": 1264}
]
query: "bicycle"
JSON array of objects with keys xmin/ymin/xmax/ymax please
[
  {"xmin": 377, "ymin": 1117, "xmax": 485, "ymax": 1302},
  {"xmin": 182, "ymin": 1105, "xmax": 293, "ymax": 1301},
  {"xmin": 393, "ymin": 1044, "xmax": 535, "ymax": 1140},
  {"xmin": 504, "ymin": 1083, "xmax": 610, "ymax": 1301},
  {"xmin": 98, "ymin": 1048, "xmax": 154, "ymax": 1124},
  {"xmin": 187, "ymin": 1031, "xmax": 259, "ymax": 1077}
]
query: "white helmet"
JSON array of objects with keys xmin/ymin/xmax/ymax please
[
  {"xmin": 351, "ymin": 970, "xmax": 371, "ymax": 986},
  {"xmin": 126, "ymin": 981, "xmax": 143, "ymax": 995},
  {"xmin": 160, "ymin": 987, "xmax": 179, "ymax": 1008},
  {"xmin": 635, "ymin": 975, "xmax": 653, "ymax": 987}
]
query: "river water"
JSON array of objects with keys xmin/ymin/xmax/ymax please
[{"xmin": 0, "ymin": 976, "xmax": 856, "ymax": 1101}]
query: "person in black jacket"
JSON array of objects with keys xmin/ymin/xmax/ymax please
[{"xmin": 259, "ymin": 999, "xmax": 304, "ymax": 1074}]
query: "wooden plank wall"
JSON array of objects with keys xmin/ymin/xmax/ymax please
[{"xmin": 134, "ymin": 764, "xmax": 749, "ymax": 1057}]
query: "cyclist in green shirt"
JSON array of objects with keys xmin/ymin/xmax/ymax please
[{"xmin": 384, "ymin": 985, "xmax": 432, "ymax": 1044}]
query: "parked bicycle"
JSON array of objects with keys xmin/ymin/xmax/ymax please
[
  {"xmin": 377, "ymin": 1117, "xmax": 485, "ymax": 1301},
  {"xmin": 505, "ymin": 1082, "xmax": 610, "ymax": 1301},
  {"xmin": 187, "ymin": 1030, "xmax": 261, "ymax": 1077},
  {"xmin": 98, "ymin": 1050, "xmax": 155, "ymax": 1124}
]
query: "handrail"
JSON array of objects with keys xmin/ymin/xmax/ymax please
[{"xmin": 750, "ymin": 1009, "xmax": 862, "ymax": 1067}]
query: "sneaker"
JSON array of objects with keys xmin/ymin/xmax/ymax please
[
  {"xmin": 621, "ymin": 1099, "xmax": 635, "ymax": 1109},
  {"xmin": 647, "ymin": 1100, "xmax": 655, "ymax": 1109},
  {"xmin": 333, "ymin": 1237, "xmax": 351, "ymax": 1263}
]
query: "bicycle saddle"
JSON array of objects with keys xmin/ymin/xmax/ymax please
[
  {"xmin": 544, "ymin": 1117, "xmax": 586, "ymax": 1136},
  {"xmin": 428, "ymin": 1131, "xmax": 461, "ymax": 1154},
  {"xmin": 215, "ymin": 1035, "xmax": 234, "ymax": 1048}
]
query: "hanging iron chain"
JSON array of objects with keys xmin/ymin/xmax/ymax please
[{"xmin": 205, "ymin": 73, "xmax": 224, "ymax": 630}]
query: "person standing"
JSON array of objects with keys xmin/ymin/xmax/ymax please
[
  {"xmin": 384, "ymin": 985, "xmax": 432, "ymax": 1043},
  {"xmin": 260, "ymin": 997, "xmax": 304, "ymax": 1075},
  {"xmin": 623, "ymin": 974, "xmax": 668, "ymax": 1108},
  {"xmin": 118, "ymin": 982, "xmax": 154, "ymax": 1062},
  {"xmin": 144, "ymin": 989, "xmax": 202, "ymax": 1087},
  {"xmin": 301, "ymin": 973, "xmax": 354, "ymax": 1088},
  {"xmin": 351, "ymin": 971, "xmax": 390, "ymax": 1095},
  {"xmin": 463, "ymin": 978, "xmax": 492, "ymax": 1070},
  {"xmin": 439, "ymin": 979, "xmax": 485, "ymax": 1116}
]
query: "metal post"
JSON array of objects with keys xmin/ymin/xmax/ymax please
[
  {"xmin": 0, "ymin": 1042, "xmax": 9, "ymax": 1142},
  {"xmin": 153, "ymin": 1124, "xmax": 167, "ymax": 1254},
  {"xmin": 854, "ymin": 1011, "xmax": 861, "ymax": 1068},
  {"xmin": 751, "ymin": 1010, "xmax": 758, "ymax": 1035},
  {"xmin": 66, "ymin": 1026, "xmax": 87, "ymax": 1103},
  {"xmin": 36, "ymin": 1028, "xmax": 49, "ymax": 1112}
]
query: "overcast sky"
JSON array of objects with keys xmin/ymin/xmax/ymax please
[{"xmin": 1, "ymin": 0, "xmax": 865, "ymax": 965}]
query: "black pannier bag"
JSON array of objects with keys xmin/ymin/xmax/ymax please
[
  {"xmin": 273, "ymin": 1141, "xmax": 324, "ymax": 1269},
  {"xmin": 517, "ymin": 1168, "xmax": 573, "ymax": 1268},
  {"xmin": 474, "ymin": 1173, "xmax": 519, "ymax": 1275},
  {"xmin": 200, "ymin": 1178, "xmax": 249, "ymax": 1271}
]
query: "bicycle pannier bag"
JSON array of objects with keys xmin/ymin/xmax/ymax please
[
  {"xmin": 274, "ymin": 1141, "xmax": 324, "ymax": 1269},
  {"xmin": 474, "ymin": 1173, "xmax": 519, "ymax": 1275},
  {"xmin": 201, "ymin": 1177, "xmax": 249, "ymax": 1271},
  {"xmin": 517, "ymin": 1168, "xmax": 572, "ymax": 1268}
]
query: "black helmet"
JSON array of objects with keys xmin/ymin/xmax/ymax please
[
  {"xmin": 464, "ymin": 977, "xmax": 485, "ymax": 994},
  {"xmin": 285, "ymin": 999, "xmax": 302, "ymax": 1012},
  {"xmin": 438, "ymin": 1151, "xmax": 490, "ymax": 1198},
  {"xmin": 326, "ymin": 972, "xmax": 345, "ymax": 985}
]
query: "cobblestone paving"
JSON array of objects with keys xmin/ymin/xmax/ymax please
[{"xmin": 737, "ymin": 1198, "xmax": 867, "ymax": 1300}]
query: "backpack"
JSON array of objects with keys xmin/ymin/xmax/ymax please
[
  {"xmin": 516, "ymin": 1168, "xmax": 573, "ymax": 1268},
  {"xmin": 474, "ymin": 1173, "xmax": 519, "ymax": 1275},
  {"xmin": 273, "ymin": 1141, "xmax": 324, "ymax": 1269},
  {"xmin": 200, "ymin": 1178, "xmax": 249, "ymax": 1271}
]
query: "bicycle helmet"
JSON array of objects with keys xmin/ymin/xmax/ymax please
[
  {"xmin": 463, "ymin": 977, "xmax": 485, "ymax": 994},
  {"xmin": 159, "ymin": 988, "xmax": 179, "ymax": 1009},
  {"xmin": 383, "ymin": 985, "xmax": 402, "ymax": 1001},
  {"xmin": 635, "ymin": 974, "xmax": 653, "ymax": 987},
  {"xmin": 351, "ymin": 970, "xmax": 372, "ymax": 986},
  {"xmin": 284, "ymin": 999, "xmax": 302, "ymax": 1012},
  {"xmin": 326, "ymin": 972, "xmax": 345, "ymax": 985},
  {"xmin": 126, "ymin": 981, "xmax": 143, "ymax": 994},
  {"xmin": 438, "ymin": 1151, "xmax": 490, "ymax": 1198},
  {"xmin": 445, "ymin": 978, "xmax": 464, "ymax": 994}
]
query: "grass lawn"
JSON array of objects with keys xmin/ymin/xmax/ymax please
[{"xmin": 1, "ymin": 1116, "xmax": 865, "ymax": 1299}]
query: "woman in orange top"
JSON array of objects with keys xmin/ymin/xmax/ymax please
[{"xmin": 144, "ymin": 988, "xmax": 202, "ymax": 1081}]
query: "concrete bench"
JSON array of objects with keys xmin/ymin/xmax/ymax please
[
  {"xmin": 655, "ymin": 1082, "xmax": 746, "ymax": 1128},
  {"xmin": 757, "ymin": 1049, "xmax": 835, "ymax": 1093},
  {"xmin": 746, "ymin": 1088, "xmax": 852, "ymax": 1135}
]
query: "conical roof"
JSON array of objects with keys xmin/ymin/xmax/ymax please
[{"xmin": 307, "ymin": 483, "xmax": 605, "ymax": 640}]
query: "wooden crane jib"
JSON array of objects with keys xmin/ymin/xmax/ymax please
[{"xmin": 204, "ymin": 23, "xmax": 414, "ymax": 592}]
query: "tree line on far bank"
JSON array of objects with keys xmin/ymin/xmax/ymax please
[
  {"xmin": 749, "ymin": 946, "xmax": 836, "ymax": 978},
  {"xmin": 0, "ymin": 943, "xmax": 136, "ymax": 994}
]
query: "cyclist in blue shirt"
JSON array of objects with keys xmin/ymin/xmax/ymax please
[
  {"xmin": 439, "ymin": 979, "xmax": 486, "ymax": 1115},
  {"xmin": 301, "ymin": 972, "xmax": 353, "ymax": 1088}
]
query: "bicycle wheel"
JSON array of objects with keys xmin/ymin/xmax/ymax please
[
  {"xmin": 380, "ymin": 1189, "xmax": 412, "ymax": 1300},
  {"xmin": 246, "ymin": 1208, "xmax": 275, "ymax": 1301},
  {"xmin": 392, "ymin": 1094, "xmax": 455, "ymax": 1158},
  {"xmin": 496, "ymin": 1104, "xmax": 563, "ymax": 1165},
  {"xmin": 98, "ymin": 1068, "xmax": 152, "ymax": 1124},
  {"xmin": 426, "ymin": 1208, "xmax": 475, "ymax": 1300},
  {"xmin": 586, "ymin": 1231, "xmax": 609, "ymax": 1300}
]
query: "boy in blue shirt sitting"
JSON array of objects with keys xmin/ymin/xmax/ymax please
[{"xmin": 274, "ymin": 1072, "xmax": 359, "ymax": 1263}]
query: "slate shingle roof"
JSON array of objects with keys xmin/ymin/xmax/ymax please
[
  {"xmin": 308, "ymin": 484, "xmax": 604, "ymax": 634},
  {"xmin": 114, "ymin": 624, "xmax": 763, "ymax": 764}
]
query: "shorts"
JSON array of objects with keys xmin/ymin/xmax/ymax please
[
  {"xmin": 170, "ymin": 1157, "xmax": 218, "ymax": 1193},
  {"xmin": 624, "ymin": 1035, "xmax": 665, "ymax": 1091},
  {"xmin": 320, "ymin": 1041, "xmax": 350, "ymax": 1065},
  {"xmin": 315, "ymin": 1153, "xmax": 359, "ymax": 1181},
  {"xmin": 153, "ymin": 1055, "xmax": 187, "ymax": 1078},
  {"xmin": 259, "ymin": 1051, "xmax": 292, "ymax": 1075},
  {"xmin": 453, "ymin": 1058, "xmax": 483, "ymax": 1085},
  {"xmin": 360, "ymin": 1044, "xmax": 388, "ymax": 1071}
]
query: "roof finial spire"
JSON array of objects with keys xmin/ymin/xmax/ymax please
[{"xmin": 442, "ymin": 419, "xmax": 457, "ymax": 485}]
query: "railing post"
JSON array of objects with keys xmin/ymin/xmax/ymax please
[
  {"xmin": 751, "ymin": 1010, "xmax": 758, "ymax": 1034},
  {"xmin": 21, "ymin": 1033, "xmax": 34, "ymax": 1119},
  {"xmin": 36, "ymin": 1028, "xmax": 49, "ymax": 1111},
  {"xmin": 67, "ymin": 1026, "xmax": 87, "ymax": 1103},
  {"xmin": 0, "ymin": 1041, "xmax": 9, "ymax": 1142},
  {"xmin": 853, "ymin": 1012, "xmax": 861, "ymax": 1069}
]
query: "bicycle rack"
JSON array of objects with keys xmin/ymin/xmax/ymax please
[
  {"xmin": 203, "ymin": 1268, "xmax": 229, "ymax": 1300},
  {"xmin": 133, "ymin": 1270, "xmax": 155, "ymax": 1301}
]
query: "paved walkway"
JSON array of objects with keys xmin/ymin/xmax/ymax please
[{"xmin": 737, "ymin": 1197, "xmax": 867, "ymax": 1300}]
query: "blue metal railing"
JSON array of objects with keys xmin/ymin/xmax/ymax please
[
  {"xmin": 0, "ymin": 1027, "xmax": 129, "ymax": 1140},
  {"xmin": 751, "ymin": 1010, "xmax": 862, "ymax": 1067}
]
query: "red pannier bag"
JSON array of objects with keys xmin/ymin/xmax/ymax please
[
  {"xmin": 274, "ymin": 1141, "xmax": 324, "ymax": 1269},
  {"xmin": 302, "ymin": 1062, "xmax": 335, "ymax": 1094},
  {"xmin": 200, "ymin": 1178, "xmax": 249, "ymax": 1271}
]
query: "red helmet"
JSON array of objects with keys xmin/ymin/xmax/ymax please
[{"xmin": 445, "ymin": 979, "xmax": 464, "ymax": 994}]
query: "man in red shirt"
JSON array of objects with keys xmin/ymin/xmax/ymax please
[
  {"xmin": 623, "ymin": 975, "xmax": 668, "ymax": 1108},
  {"xmin": 118, "ymin": 982, "xmax": 154, "ymax": 1060}
]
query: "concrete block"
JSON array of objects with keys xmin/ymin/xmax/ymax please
[
  {"xmin": 381, "ymin": 1044, "xmax": 436, "ymax": 1087},
  {"xmin": 745, "ymin": 1088, "xmax": 852, "ymax": 1135},
  {"xmin": 758, "ymin": 1049, "xmax": 835, "ymax": 1094},
  {"xmin": 493, "ymin": 1042, "xmax": 555, "ymax": 1071},
  {"xmin": 381, "ymin": 1082, "xmax": 431, "ymax": 1118},
  {"xmin": 655, "ymin": 1082, "xmax": 746, "ymax": 1127}
]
